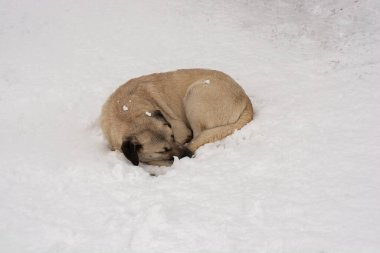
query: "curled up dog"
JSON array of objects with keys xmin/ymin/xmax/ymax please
[{"xmin": 100, "ymin": 69, "xmax": 253, "ymax": 166}]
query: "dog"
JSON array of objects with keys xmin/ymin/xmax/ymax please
[{"xmin": 100, "ymin": 69, "xmax": 253, "ymax": 166}]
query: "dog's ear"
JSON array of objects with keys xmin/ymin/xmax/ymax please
[
  {"xmin": 152, "ymin": 110, "xmax": 171, "ymax": 128},
  {"xmin": 121, "ymin": 137, "xmax": 142, "ymax": 166}
]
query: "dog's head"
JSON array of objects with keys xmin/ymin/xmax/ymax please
[{"xmin": 121, "ymin": 110, "xmax": 193, "ymax": 166}]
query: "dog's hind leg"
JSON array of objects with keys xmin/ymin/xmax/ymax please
[
  {"xmin": 186, "ymin": 102, "xmax": 253, "ymax": 152},
  {"xmin": 184, "ymin": 78, "xmax": 253, "ymax": 152}
]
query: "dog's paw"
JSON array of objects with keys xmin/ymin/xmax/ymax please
[
  {"xmin": 184, "ymin": 132, "xmax": 193, "ymax": 143},
  {"xmin": 172, "ymin": 121, "xmax": 193, "ymax": 144}
]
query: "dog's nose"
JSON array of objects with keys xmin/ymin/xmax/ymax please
[{"xmin": 178, "ymin": 147, "xmax": 194, "ymax": 159}]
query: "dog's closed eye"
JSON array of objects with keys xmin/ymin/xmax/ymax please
[{"xmin": 159, "ymin": 147, "xmax": 172, "ymax": 153}]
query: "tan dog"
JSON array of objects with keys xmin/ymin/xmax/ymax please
[{"xmin": 101, "ymin": 69, "xmax": 253, "ymax": 166}]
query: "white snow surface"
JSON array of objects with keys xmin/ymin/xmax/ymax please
[{"xmin": 1, "ymin": 0, "xmax": 380, "ymax": 252}]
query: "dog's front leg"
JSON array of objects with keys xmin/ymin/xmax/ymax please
[
  {"xmin": 170, "ymin": 120, "xmax": 193, "ymax": 144},
  {"xmin": 146, "ymin": 84, "xmax": 192, "ymax": 144}
]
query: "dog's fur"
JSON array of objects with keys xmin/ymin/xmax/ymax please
[{"xmin": 101, "ymin": 69, "xmax": 253, "ymax": 166}]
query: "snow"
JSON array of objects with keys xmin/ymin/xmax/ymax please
[
  {"xmin": 1, "ymin": 0, "xmax": 380, "ymax": 252},
  {"xmin": 145, "ymin": 111, "xmax": 152, "ymax": 117},
  {"xmin": 204, "ymin": 79, "xmax": 211, "ymax": 84},
  {"xmin": 123, "ymin": 105, "xmax": 128, "ymax": 111}
]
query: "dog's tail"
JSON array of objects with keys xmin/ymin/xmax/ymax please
[{"xmin": 187, "ymin": 99, "xmax": 254, "ymax": 152}]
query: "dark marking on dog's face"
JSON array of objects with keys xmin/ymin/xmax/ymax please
[{"xmin": 122, "ymin": 110, "xmax": 193, "ymax": 166}]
